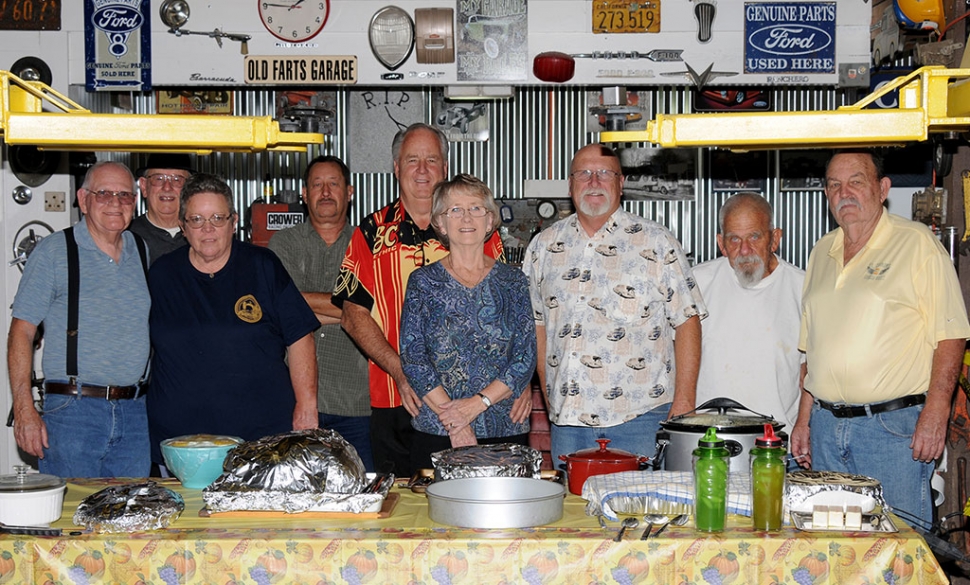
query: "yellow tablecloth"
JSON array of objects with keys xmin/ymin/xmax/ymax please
[{"xmin": 0, "ymin": 478, "xmax": 947, "ymax": 584}]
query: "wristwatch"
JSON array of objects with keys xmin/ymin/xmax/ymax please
[{"xmin": 477, "ymin": 392, "xmax": 492, "ymax": 408}]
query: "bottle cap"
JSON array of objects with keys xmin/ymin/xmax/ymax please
[
  {"xmin": 697, "ymin": 426, "xmax": 725, "ymax": 448},
  {"xmin": 755, "ymin": 423, "xmax": 784, "ymax": 448}
]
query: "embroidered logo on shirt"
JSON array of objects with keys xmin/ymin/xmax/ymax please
[
  {"xmin": 235, "ymin": 295, "xmax": 263, "ymax": 323},
  {"xmin": 865, "ymin": 263, "xmax": 892, "ymax": 279}
]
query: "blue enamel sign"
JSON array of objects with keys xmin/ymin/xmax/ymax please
[
  {"xmin": 85, "ymin": 0, "xmax": 152, "ymax": 91},
  {"xmin": 745, "ymin": 2, "xmax": 836, "ymax": 74}
]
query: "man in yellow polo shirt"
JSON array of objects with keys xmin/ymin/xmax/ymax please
[{"xmin": 791, "ymin": 149, "xmax": 970, "ymax": 526}]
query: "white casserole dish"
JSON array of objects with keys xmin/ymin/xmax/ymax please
[{"xmin": 0, "ymin": 466, "xmax": 66, "ymax": 527}]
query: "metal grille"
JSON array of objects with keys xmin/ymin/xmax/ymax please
[{"xmin": 75, "ymin": 84, "xmax": 844, "ymax": 268}]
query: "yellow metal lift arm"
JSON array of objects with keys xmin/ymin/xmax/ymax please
[
  {"xmin": 0, "ymin": 70, "xmax": 323, "ymax": 154},
  {"xmin": 601, "ymin": 66, "xmax": 970, "ymax": 151}
]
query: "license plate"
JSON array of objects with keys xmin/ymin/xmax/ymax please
[{"xmin": 592, "ymin": 0, "xmax": 660, "ymax": 34}]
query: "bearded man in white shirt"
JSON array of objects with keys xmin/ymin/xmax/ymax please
[{"xmin": 693, "ymin": 192, "xmax": 805, "ymax": 434}]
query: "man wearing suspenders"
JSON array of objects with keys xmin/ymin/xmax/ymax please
[{"xmin": 8, "ymin": 161, "xmax": 151, "ymax": 478}]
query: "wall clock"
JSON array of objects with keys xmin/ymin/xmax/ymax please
[{"xmin": 258, "ymin": 0, "xmax": 329, "ymax": 42}]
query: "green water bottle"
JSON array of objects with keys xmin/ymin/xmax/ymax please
[
  {"xmin": 750, "ymin": 423, "xmax": 787, "ymax": 531},
  {"xmin": 692, "ymin": 427, "xmax": 729, "ymax": 532}
]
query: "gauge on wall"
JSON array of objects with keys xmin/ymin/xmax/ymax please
[
  {"xmin": 258, "ymin": 0, "xmax": 330, "ymax": 42},
  {"xmin": 537, "ymin": 199, "xmax": 558, "ymax": 220}
]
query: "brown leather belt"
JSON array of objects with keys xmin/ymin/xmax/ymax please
[
  {"xmin": 817, "ymin": 394, "xmax": 926, "ymax": 418},
  {"xmin": 45, "ymin": 382, "xmax": 142, "ymax": 400}
]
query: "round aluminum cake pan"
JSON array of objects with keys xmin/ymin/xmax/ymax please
[{"xmin": 425, "ymin": 477, "xmax": 565, "ymax": 529}]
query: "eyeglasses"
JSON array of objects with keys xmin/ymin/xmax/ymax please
[
  {"xmin": 146, "ymin": 174, "xmax": 188, "ymax": 187},
  {"xmin": 183, "ymin": 213, "xmax": 233, "ymax": 229},
  {"xmin": 87, "ymin": 189, "xmax": 136, "ymax": 206},
  {"xmin": 442, "ymin": 205, "xmax": 489, "ymax": 219},
  {"xmin": 570, "ymin": 169, "xmax": 621, "ymax": 182}
]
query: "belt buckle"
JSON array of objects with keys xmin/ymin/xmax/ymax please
[
  {"xmin": 102, "ymin": 385, "xmax": 114, "ymax": 400},
  {"xmin": 829, "ymin": 403, "xmax": 850, "ymax": 418}
]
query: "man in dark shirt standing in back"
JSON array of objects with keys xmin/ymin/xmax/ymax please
[{"xmin": 129, "ymin": 153, "xmax": 193, "ymax": 264}]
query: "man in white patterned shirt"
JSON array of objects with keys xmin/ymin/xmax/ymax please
[{"xmin": 524, "ymin": 143, "xmax": 707, "ymax": 466}]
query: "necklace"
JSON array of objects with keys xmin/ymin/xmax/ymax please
[{"xmin": 446, "ymin": 255, "xmax": 486, "ymax": 288}]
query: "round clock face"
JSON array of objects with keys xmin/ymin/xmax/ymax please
[
  {"xmin": 259, "ymin": 0, "xmax": 330, "ymax": 42},
  {"xmin": 537, "ymin": 200, "xmax": 558, "ymax": 220}
]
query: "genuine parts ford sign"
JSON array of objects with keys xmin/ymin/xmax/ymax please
[
  {"xmin": 744, "ymin": 2, "xmax": 836, "ymax": 75},
  {"xmin": 748, "ymin": 25, "xmax": 833, "ymax": 56}
]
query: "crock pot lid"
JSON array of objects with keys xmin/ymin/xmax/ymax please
[
  {"xmin": 0, "ymin": 471, "xmax": 66, "ymax": 492},
  {"xmin": 567, "ymin": 438, "xmax": 640, "ymax": 462},
  {"xmin": 662, "ymin": 412, "xmax": 780, "ymax": 432}
]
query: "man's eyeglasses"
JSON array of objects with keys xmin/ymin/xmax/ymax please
[
  {"xmin": 442, "ymin": 205, "xmax": 489, "ymax": 219},
  {"xmin": 146, "ymin": 174, "xmax": 188, "ymax": 187},
  {"xmin": 87, "ymin": 189, "xmax": 136, "ymax": 206},
  {"xmin": 183, "ymin": 213, "xmax": 233, "ymax": 229},
  {"xmin": 570, "ymin": 169, "xmax": 621, "ymax": 182}
]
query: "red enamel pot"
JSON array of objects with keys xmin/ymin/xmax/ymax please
[{"xmin": 559, "ymin": 438, "xmax": 650, "ymax": 496}]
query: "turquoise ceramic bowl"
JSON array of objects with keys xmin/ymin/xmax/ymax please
[{"xmin": 160, "ymin": 434, "xmax": 243, "ymax": 489}]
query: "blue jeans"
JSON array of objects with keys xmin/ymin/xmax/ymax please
[
  {"xmin": 40, "ymin": 393, "xmax": 150, "ymax": 478},
  {"xmin": 551, "ymin": 405, "xmax": 667, "ymax": 474},
  {"xmin": 809, "ymin": 400, "xmax": 933, "ymax": 526},
  {"xmin": 319, "ymin": 413, "xmax": 374, "ymax": 472}
]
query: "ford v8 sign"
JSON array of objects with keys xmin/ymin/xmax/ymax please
[{"xmin": 745, "ymin": 2, "xmax": 836, "ymax": 76}]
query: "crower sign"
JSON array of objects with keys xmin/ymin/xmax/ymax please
[{"xmin": 744, "ymin": 2, "xmax": 836, "ymax": 74}]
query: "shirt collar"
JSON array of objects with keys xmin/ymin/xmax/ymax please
[
  {"xmin": 829, "ymin": 207, "xmax": 891, "ymax": 259},
  {"xmin": 75, "ymin": 218, "xmax": 136, "ymax": 261},
  {"xmin": 568, "ymin": 209, "xmax": 621, "ymax": 237}
]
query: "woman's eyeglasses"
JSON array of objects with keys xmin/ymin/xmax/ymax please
[
  {"xmin": 442, "ymin": 206, "xmax": 489, "ymax": 219},
  {"xmin": 183, "ymin": 214, "xmax": 233, "ymax": 229}
]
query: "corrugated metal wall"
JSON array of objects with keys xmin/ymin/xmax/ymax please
[{"xmin": 74, "ymin": 84, "xmax": 850, "ymax": 269}]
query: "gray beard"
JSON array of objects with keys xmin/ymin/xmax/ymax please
[
  {"xmin": 578, "ymin": 199, "xmax": 611, "ymax": 218},
  {"xmin": 733, "ymin": 254, "xmax": 766, "ymax": 288}
]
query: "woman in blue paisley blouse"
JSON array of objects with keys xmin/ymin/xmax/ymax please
[{"xmin": 400, "ymin": 174, "xmax": 537, "ymax": 470}]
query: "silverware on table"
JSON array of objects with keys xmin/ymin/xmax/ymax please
[
  {"xmin": 651, "ymin": 513, "xmax": 689, "ymax": 538},
  {"xmin": 614, "ymin": 517, "xmax": 639, "ymax": 542},
  {"xmin": 639, "ymin": 519, "xmax": 655, "ymax": 540}
]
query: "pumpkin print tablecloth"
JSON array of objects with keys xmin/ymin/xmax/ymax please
[{"xmin": 0, "ymin": 478, "xmax": 947, "ymax": 585}]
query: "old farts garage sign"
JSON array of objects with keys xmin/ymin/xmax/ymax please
[{"xmin": 244, "ymin": 56, "xmax": 358, "ymax": 85}]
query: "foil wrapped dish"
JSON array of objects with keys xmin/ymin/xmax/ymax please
[
  {"xmin": 74, "ymin": 482, "xmax": 185, "ymax": 533},
  {"xmin": 431, "ymin": 443, "xmax": 542, "ymax": 481},
  {"xmin": 202, "ymin": 428, "xmax": 393, "ymax": 514},
  {"xmin": 785, "ymin": 470, "xmax": 886, "ymax": 514}
]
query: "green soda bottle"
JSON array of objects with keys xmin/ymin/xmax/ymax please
[
  {"xmin": 692, "ymin": 427, "xmax": 729, "ymax": 532},
  {"xmin": 750, "ymin": 423, "xmax": 786, "ymax": 531}
]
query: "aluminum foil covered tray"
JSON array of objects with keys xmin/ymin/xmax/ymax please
[
  {"xmin": 203, "ymin": 428, "xmax": 393, "ymax": 514},
  {"xmin": 74, "ymin": 482, "xmax": 184, "ymax": 533},
  {"xmin": 432, "ymin": 443, "xmax": 541, "ymax": 481},
  {"xmin": 786, "ymin": 470, "xmax": 886, "ymax": 514}
]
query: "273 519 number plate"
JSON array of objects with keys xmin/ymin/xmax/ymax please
[{"xmin": 592, "ymin": 0, "xmax": 660, "ymax": 34}]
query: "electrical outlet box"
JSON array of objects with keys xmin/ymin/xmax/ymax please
[{"xmin": 45, "ymin": 191, "xmax": 65, "ymax": 212}]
